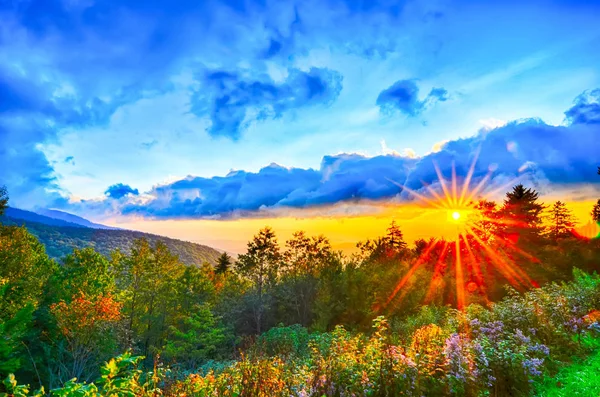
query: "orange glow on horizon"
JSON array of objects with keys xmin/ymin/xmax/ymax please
[{"xmin": 105, "ymin": 199, "xmax": 597, "ymax": 255}]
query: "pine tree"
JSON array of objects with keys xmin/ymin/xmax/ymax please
[
  {"xmin": 592, "ymin": 199, "xmax": 600, "ymax": 223},
  {"xmin": 594, "ymin": 167, "xmax": 600, "ymax": 222},
  {"xmin": 385, "ymin": 220, "xmax": 408, "ymax": 252},
  {"xmin": 547, "ymin": 201, "xmax": 576, "ymax": 240},
  {"xmin": 0, "ymin": 186, "xmax": 7, "ymax": 216},
  {"xmin": 500, "ymin": 184, "xmax": 545, "ymax": 243},
  {"xmin": 215, "ymin": 252, "xmax": 232, "ymax": 275}
]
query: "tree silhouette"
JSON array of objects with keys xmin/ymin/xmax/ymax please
[
  {"xmin": 592, "ymin": 200, "xmax": 600, "ymax": 223},
  {"xmin": 593, "ymin": 167, "xmax": 600, "ymax": 222},
  {"xmin": 547, "ymin": 201, "xmax": 576, "ymax": 240},
  {"xmin": 501, "ymin": 184, "xmax": 545, "ymax": 243},
  {"xmin": 385, "ymin": 220, "xmax": 408, "ymax": 252},
  {"xmin": 0, "ymin": 186, "xmax": 7, "ymax": 216},
  {"xmin": 215, "ymin": 252, "xmax": 232, "ymax": 274}
]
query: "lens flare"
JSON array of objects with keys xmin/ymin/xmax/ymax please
[{"xmin": 382, "ymin": 152, "xmax": 539, "ymax": 312}]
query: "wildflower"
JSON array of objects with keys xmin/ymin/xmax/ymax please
[
  {"xmin": 514, "ymin": 329, "xmax": 530, "ymax": 344},
  {"xmin": 522, "ymin": 358, "xmax": 544, "ymax": 377},
  {"xmin": 528, "ymin": 344, "xmax": 550, "ymax": 356}
]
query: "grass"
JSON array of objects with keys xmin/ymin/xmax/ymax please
[{"xmin": 534, "ymin": 339, "xmax": 600, "ymax": 396}]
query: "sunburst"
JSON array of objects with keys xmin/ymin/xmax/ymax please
[{"xmin": 383, "ymin": 152, "xmax": 540, "ymax": 311}]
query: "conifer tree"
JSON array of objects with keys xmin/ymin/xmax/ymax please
[
  {"xmin": 500, "ymin": 184, "xmax": 545, "ymax": 243},
  {"xmin": 592, "ymin": 199, "xmax": 600, "ymax": 223},
  {"xmin": 594, "ymin": 167, "xmax": 600, "ymax": 222},
  {"xmin": 547, "ymin": 200, "xmax": 576, "ymax": 240},
  {"xmin": 385, "ymin": 220, "xmax": 408, "ymax": 252},
  {"xmin": 0, "ymin": 186, "xmax": 7, "ymax": 216},
  {"xmin": 215, "ymin": 252, "xmax": 233, "ymax": 274}
]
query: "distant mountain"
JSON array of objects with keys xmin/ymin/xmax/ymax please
[
  {"xmin": 1, "ymin": 211, "xmax": 222, "ymax": 266},
  {"xmin": 4, "ymin": 207, "xmax": 89, "ymax": 228},
  {"xmin": 37, "ymin": 208, "xmax": 120, "ymax": 230}
]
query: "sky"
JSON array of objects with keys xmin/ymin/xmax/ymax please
[{"xmin": 1, "ymin": 0, "xmax": 600, "ymax": 253}]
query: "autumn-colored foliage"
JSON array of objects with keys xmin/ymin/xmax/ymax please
[{"xmin": 50, "ymin": 292, "xmax": 122, "ymax": 337}]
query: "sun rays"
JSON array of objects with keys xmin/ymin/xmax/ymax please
[{"xmin": 382, "ymin": 154, "xmax": 540, "ymax": 311}]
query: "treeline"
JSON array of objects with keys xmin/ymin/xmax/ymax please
[
  {"xmin": 0, "ymin": 214, "xmax": 222, "ymax": 266},
  {"xmin": 0, "ymin": 181, "xmax": 600, "ymax": 394}
]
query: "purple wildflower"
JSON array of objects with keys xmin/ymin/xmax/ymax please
[{"xmin": 522, "ymin": 358, "xmax": 544, "ymax": 377}]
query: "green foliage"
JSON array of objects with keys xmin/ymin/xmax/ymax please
[
  {"xmin": 2, "ymin": 180, "xmax": 600, "ymax": 395},
  {"xmin": 0, "ymin": 374, "xmax": 44, "ymax": 397},
  {"xmin": 0, "ymin": 216, "xmax": 221, "ymax": 266},
  {"xmin": 256, "ymin": 324, "xmax": 310, "ymax": 358},
  {"xmin": 0, "ymin": 225, "xmax": 56, "ymax": 379},
  {"xmin": 534, "ymin": 340, "xmax": 600, "ymax": 396},
  {"xmin": 3, "ymin": 353, "xmax": 164, "ymax": 397},
  {"xmin": 214, "ymin": 252, "xmax": 232, "ymax": 274},
  {"xmin": 236, "ymin": 227, "xmax": 281, "ymax": 334},
  {"xmin": 162, "ymin": 303, "xmax": 229, "ymax": 368}
]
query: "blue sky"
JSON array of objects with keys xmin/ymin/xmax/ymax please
[{"xmin": 1, "ymin": 0, "xmax": 599, "ymax": 219}]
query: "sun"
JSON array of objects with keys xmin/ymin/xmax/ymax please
[
  {"xmin": 452, "ymin": 211, "xmax": 461, "ymax": 221},
  {"xmin": 382, "ymin": 151, "xmax": 539, "ymax": 312}
]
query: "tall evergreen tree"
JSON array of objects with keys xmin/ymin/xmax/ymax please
[
  {"xmin": 0, "ymin": 186, "xmax": 7, "ymax": 216},
  {"xmin": 592, "ymin": 199, "xmax": 600, "ymax": 223},
  {"xmin": 215, "ymin": 252, "xmax": 233, "ymax": 275},
  {"xmin": 500, "ymin": 184, "xmax": 545, "ymax": 243},
  {"xmin": 385, "ymin": 220, "xmax": 408, "ymax": 252},
  {"xmin": 547, "ymin": 201, "xmax": 576, "ymax": 240},
  {"xmin": 594, "ymin": 167, "xmax": 600, "ymax": 223}
]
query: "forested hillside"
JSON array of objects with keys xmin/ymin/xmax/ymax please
[{"xmin": 1, "ymin": 215, "xmax": 222, "ymax": 266}]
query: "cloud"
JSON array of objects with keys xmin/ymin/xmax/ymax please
[
  {"xmin": 0, "ymin": 0, "xmax": 444, "ymax": 207},
  {"xmin": 191, "ymin": 67, "xmax": 343, "ymax": 139},
  {"xmin": 105, "ymin": 183, "xmax": 140, "ymax": 200},
  {"xmin": 376, "ymin": 79, "xmax": 448, "ymax": 117},
  {"xmin": 565, "ymin": 88, "xmax": 600, "ymax": 125},
  {"xmin": 402, "ymin": 119, "xmax": 599, "ymax": 196},
  {"xmin": 83, "ymin": 98, "xmax": 599, "ymax": 219},
  {"xmin": 111, "ymin": 154, "xmax": 416, "ymax": 218},
  {"xmin": 64, "ymin": 156, "xmax": 75, "ymax": 165}
]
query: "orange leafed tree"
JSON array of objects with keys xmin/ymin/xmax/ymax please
[{"xmin": 50, "ymin": 292, "xmax": 122, "ymax": 382}]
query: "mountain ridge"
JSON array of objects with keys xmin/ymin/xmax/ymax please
[
  {"xmin": 1, "ymin": 208, "xmax": 222, "ymax": 266},
  {"xmin": 37, "ymin": 208, "xmax": 120, "ymax": 230}
]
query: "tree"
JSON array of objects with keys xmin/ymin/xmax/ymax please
[
  {"xmin": 0, "ymin": 186, "xmax": 7, "ymax": 216},
  {"xmin": 500, "ymin": 184, "xmax": 545, "ymax": 243},
  {"xmin": 413, "ymin": 238, "xmax": 429, "ymax": 258},
  {"xmin": 278, "ymin": 231, "xmax": 333, "ymax": 326},
  {"xmin": 357, "ymin": 221, "xmax": 408, "ymax": 263},
  {"xmin": 592, "ymin": 199, "xmax": 600, "ymax": 223},
  {"xmin": 385, "ymin": 220, "xmax": 408, "ymax": 252},
  {"xmin": 594, "ymin": 167, "xmax": 600, "ymax": 223},
  {"xmin": 547, "ymin": 201, "xmax": 576, "ymax": 240},
  {"xmin": 236, "ymin": 227, "xmax": 280, "ymax": 334},
  {"xmin": 49, "ymin": 292, "xmax": 122, "ymax": 383},
  {"xmin": 215, "ymin": 252, "xmax": 233, "ymax": 275},
  {"xmin": 0, "ymin": 226, "xmax": 56, "ymax": 379},
  {"xmin": 162, "ymin": 303, "xmax": 227, "ymax": 368},
  {"xmin": 472, "ymin": 200, "xmax": 500, "ymax": 243}
]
